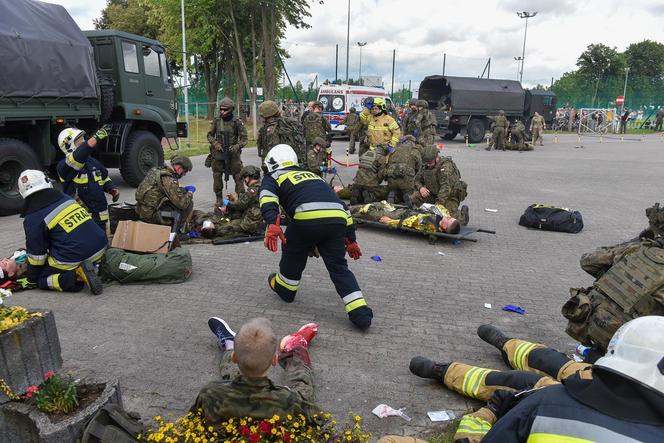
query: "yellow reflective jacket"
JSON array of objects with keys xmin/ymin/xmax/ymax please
[{"xmin": 360, "ymin": 109, "xmax": 401, "ymax": 148}]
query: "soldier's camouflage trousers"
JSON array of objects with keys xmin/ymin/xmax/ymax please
[
  {"xmin": 348, "ymin": 130, "xmax": 358, "ymax": 154},
  {"xmin": 350, "ymin": 185, "xmax": 388, "ymax": 205},
  {"xmin": 492, "ymin": 127, "xmax": 506, "ymax": 150},
  {"xmin": 212, "ymin": 159, "xmax": 245, "ymax": 196}
]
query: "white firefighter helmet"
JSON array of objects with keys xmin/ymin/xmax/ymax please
[
  {"xmin": 17, "ymin": 169, "xmax": 53, "ymax": 199},
  {"xmin": 264, "ymin": 144, "xmax": 298, "ymax": 173},
  {"xmin": 594, "ymin": 315, "xmax": 664, "ymax": 395},
  {"xmin": 57, "ymin": 128, "xmax": 85, "ymax": 155}
]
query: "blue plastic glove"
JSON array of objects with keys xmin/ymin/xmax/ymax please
[
  {"xmin": 365, "ymin": 97, "xmax": 374, "ymax": 109},
  {"xmin": 188, "ymin": 230, "xmax": 201, "ymax": 238},
  {"xmin": 328, "ymin": 166, "xmax": 337, "ymax": 175},
  {"xmin": 502, "ymin": 304, "xmax": 525, "ymax": 315},
  {"xmin": 183, "ymin": 185, "xmax": 196, "ymax": 193},
  {"xmin": 413, "ymin": 128, "xmax": 420, "ymax": 137},
  {"xmin": 319, "ymin": 165, "xmax": 327, "ymax": 172},
  {"xmin": 387, "ymin": 145, "xmax": 395, "ymax": 154},
  {"xmin": 222, "ymin": 198, "xmax": 230, "ymax": 206}
]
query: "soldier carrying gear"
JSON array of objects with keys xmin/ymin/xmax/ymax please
[
  {"xmin": 488, "ymin": 110, "xmax": 509, "ymax": 151},
  {"xmin": 414, "ymin": 99, "xmax": 437, "ymax": 150},
  {"xmin": 401, "ymin": 98, "xmax": 420, "ymax": 138},
  {"xmin": 207, "ymin": 96, "xmax": 248, "ymax": 205},
  {"xmin": 351, "ymin": 144, "xmax": 389, "ymax": 205},
  {"xmin": 340, "ymin": 107, "xmax": 360, "ymax": 154},
  {"xmin": 306, "ymin": 136, "xmax": 331, "ymax": 177},
  {"xmin": 56, "ymin": 125, "xmax": 119, "ymax": 232},
  {"xmin": 302, "ymin": 101, "xmax": 331, "ymax": 153},
  {"xmin": 358, "ymin": 97, "xmax": 401, "ymax": 157},
  {"xmin": 410, "ymin": 146, "xmax": 469, "ymax": 225},
  {"xmin": 257, "ymin": 100, "xmax": 307, "ymax": 165},
  {"xmin": 385, "ymin": 135, "xmax": 421, "ymax": 206},
  {"xmin": 19, "ymin": 169, "xmax": 106, "ymax": 295},
  {"xmin": 260, "ymin": 144, "xmax": 373, "ymax": 330},
  {"xmin": 134, "ymin": 156, "xmax": 194, "ymax": 230},
  {"xmin": 507, "ymin": 120, "xmax": 532, "ymax": 151}
]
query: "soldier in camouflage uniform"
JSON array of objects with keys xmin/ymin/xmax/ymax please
[
  {"xmin": 193, "ymin": 317, "xmax": 322, "ymax": 423},
  {"xmin": 350, "ymin": 201, "xmax": 461, "ymax": 234},
  {"xmin": 192, "ymin": 166, "xmax": 264, "ymax": 240},
  {"xmin": 206, "ymin": 97, "xmax": 248, "ymax": 203},
  {"xmin": 410, "ymin": 145, "xmax": 469, "ymax": 225},
  {"xmin": 385, "ymin": 135, "xmax": 422, "ymax": 206},
  {"xmin": 306, "ymin": 137, "xmax": 330, "ymax": 177},
  {"xmin": 340, "ymin": 107, "xmax": 360, "ymax": 154},
  {"xmin": 302, "ymin": 101, "xmax": 331, "ymax": 152},
  {"xmin": 506, "ymin": 119, "xmax": 533, "ymax": 151},
  {"xmin": 350, "ymin": 144, "xmax": 389, "ymax": 205},
  {"xmin": 488, "ymin": 110, "xmax": 508, "ymax": 151},
  {"xmin": 530, "ymin": 111, "xmax": 545, "ymax": 146},
  {"xmin": 414, "ymin": 99, "xmax": 437, "ymax": 149},
  {"xmin": 134, "ymin": 156, "xmax": 194, "ymax": 228},
  {"xmin": 401, "ymin": 98, "xmax": 419, "ymax": 137},
  {"xmin": 257, "ymin": 100, "xmax": 307, "ymax": 165}
]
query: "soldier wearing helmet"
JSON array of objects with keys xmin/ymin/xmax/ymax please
[
  {"xmin": 409, "ymin": 317, "xmax": 664, "ymax": 443},
  {"xmin": 488, "ymin": 110, "xmax": 509, "ymax": 151},
  {"xmin": 134, "ymin": 156, "xmax": 194, "ymax": 229},
  {"xmin": 302, "ymin": 101, "xmax": 331, "ymax": 153},
  {"xmin": 400, "ymin": 98, "xmax": 420, "ymax": 141},
  {"xmin": 206, "ymin": 97, "xmax": 248, "ymax": 205},
  {"xmin": 358, "ymin": 96, "xmax": 401, "ymax": 157},
  {"xmin": 257, "ymin": 100, "xmax": 306, "ymax": 164},
  {"xmin": 306, "ymin": 137, "xmax": 331, "ymax": 177},
  {"xmin": 260, "ymin": 144, "xmax": 373, "ymax": 330},
  {"xmin": 414, "ymin": 99, "xmax": 438, "ymax": 150},
  {"xmin": 56, "ymin": 125, "xmax": 119, "ymax": 231},
  {"xmin": 340, "ymin": 106, "xmax": 360, "ymax": 154},
  {"xmin": 17, "ymin": 169, "xmax": 106, "ymax": 295}
]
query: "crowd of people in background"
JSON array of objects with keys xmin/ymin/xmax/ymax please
[{"xmin": 553, "ymin": 105, "xmax": 664, "ymax": 133}]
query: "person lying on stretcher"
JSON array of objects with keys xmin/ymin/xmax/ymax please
[
  {"xmin": 350, "ymin": 201, "xmax": 461, "ymax": 234},
  {"xmin": 0, "ymin": 249, "xmax": 30, "ymax": 290}
]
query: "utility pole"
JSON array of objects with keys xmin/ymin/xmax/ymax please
[
  {"xmin": 517, "ymin": 11, "xmax": 537, "ymax": 83},
  {"xmin": 442, "ymin": 53, "xmax": 446, "ymax": 75},
  {"xmin": 335, "ymin": 44, "xmax": 338, "ymax": 84},
  {"xmin": 514, "ymin": 56, "xmax": 523, "ymax": 80},
  {"xmin": 357, "ymin": 41, "xmax": 367, "ymax": 85},
  {"xmin": 391, "ymin": 49, "xmax": 396, "ymax": 96},
  {"xmin": 345, "ymin": 0, "xmax": 350, "ymax": 83},
  {"xmin": 180, "ymin": 0, "xmax": 189, "ymax": 146}
]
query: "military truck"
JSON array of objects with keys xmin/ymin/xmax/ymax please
[
  {"xmin": 418, "ymin": 75, "xmax": 556, "ymax": 143},
  {"xmin": 0, "ymin": 0, "xmax": 185, "ymax": 215}
]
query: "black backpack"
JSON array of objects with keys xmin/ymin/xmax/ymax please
[
  {"xmin": 519, "ymin": 204, "xmax": 584, "ymax": 233},
  {"xmin": 80, "ymin": 404, "xmax": 144, "ymax": 443}
]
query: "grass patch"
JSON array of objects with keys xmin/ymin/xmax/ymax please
[{"xmin": 426, "ymin": 420, "xmax": 460, "ymax": 443}]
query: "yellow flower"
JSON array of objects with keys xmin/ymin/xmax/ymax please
[{"xmin": 354, "ymin": 415, "xmax": 361, "ymax": 422}]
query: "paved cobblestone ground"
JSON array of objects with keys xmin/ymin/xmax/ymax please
[{"xmin": 2, "ymin": 132, "xmax": 663, "ymax": 440}]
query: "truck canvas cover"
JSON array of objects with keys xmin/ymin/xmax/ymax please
[
  {"xmin": 419, "ymin": 75, "xmax": 525, "ymax": 114},
  {"xmin": 0, "ymin": 0, "xmax": 97, "ymax": 98}
]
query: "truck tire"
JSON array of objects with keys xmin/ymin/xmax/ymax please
[
  {"xmin": 97, "ymin": 70, "xmax": 115, "ymax": 123},
  {"xmin": 120, "ymin": 131, "xmax": 164, "ymax": 187},
  {"xmin": 0, "ymin": 138, "xmax": 41, "ymax": 216},
  {"xmin": 467, "ymin": 118, "xmax": 486, "ymax": 144},
  {"xmin": 442, "ymin": 131, "xmax": 458, "ymax": 140}
]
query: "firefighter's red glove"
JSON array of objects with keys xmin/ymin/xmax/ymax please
[
  {"xmin": 264, "ymin": 217, "xmax": 286, "ymax": 252},
  {"xmin": 345, "ymin": 239, "xmax": 362, "ymax": 260},
  {"xmin": 109, "ymin": 188, "xmax": 120, "ymax": 202}
]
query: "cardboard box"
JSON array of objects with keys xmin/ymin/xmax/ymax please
[{"xmin": 111, "ymin": 221, "xmax": 172, "ymax": 254}]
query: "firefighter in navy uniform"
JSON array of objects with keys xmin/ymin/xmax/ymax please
[
  {"xmin": 18, "ymin": 170, "xmax": 106, "ymax": 295},
  {"xmin": 259, "ymin": 144, "xmax": 373, "ymax": 330},
  {"xmin": 56, "ymin": 126, "xmax": 119, "ymax": 231}
]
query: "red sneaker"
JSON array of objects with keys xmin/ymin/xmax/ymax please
[{"xmin": 280, "ymin": 323, "xmax": 319, "ymax": 352}]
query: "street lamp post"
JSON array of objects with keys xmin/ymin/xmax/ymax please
[
  {"xmin": 357, "ymin": 41, "xmax": 367, "ymax": 85},
  {"xmin": 345, "ymin": 0, "xmax": 350, "ymax": 83},
  {"xmin": 517, "ymin": 11, "xmax": 537, "ymax": 83},
  {"xmin": 514, "ymin": 56, "xmax": 523, "ymax": 80},
  {"xmin": 180, "ymin": 0, "xmax": 190, "ymax": 146}
]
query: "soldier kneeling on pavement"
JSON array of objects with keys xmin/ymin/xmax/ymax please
[
  {"xmin": 191, "ymin": 166, "xmax": 263, "ymax": 240},
  {"xmin": 350, "ymin": 201, "xmax": 461, "ymax": 234},
  {"xmin": 134, "ymin": 156, "xmax": 194, "ymax": 231},
  {"xmin": 505, "ymin": 119, "xmax": 533, "ymax": 151},
  {"xmin": 410, "ymin": 145, "xmax": 469, "ymax": 225},
  {"xmin": 409, "ymin": 318, "xmax": 664, "ymax": 443},
  {"xmin": 350, "ymin": 144, "xmax": 390, "ymax": 205},
  {"xmin": 194, "ymin": 317, "xmax": 322, "ymax": 422},
  {"xmin": 385, "ymin": 135, "xmax": 422, "ymax": 206},
  {"xmin": 306, "ymin": 137, "xmax": 332, "ymax": 177},
  {"xmin": 19, "ymin": 170, "xmax": 106, "ymax": 295}
]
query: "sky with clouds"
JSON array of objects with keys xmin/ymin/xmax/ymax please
[{"xmin": 54, "ymin": 0, "xmax": 664, "ymax": 92}]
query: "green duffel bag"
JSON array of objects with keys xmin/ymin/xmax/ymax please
[{"xmin": 99, "ymin": 247, "xmax": 192, "ymax": 284}]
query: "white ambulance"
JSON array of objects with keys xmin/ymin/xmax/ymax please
[{"xmin": 317, "ymin": 84, "xmax": 393, "ymax": 134}]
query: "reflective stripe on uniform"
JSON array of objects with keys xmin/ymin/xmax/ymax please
[
  {"xmin": 44, "ymin": 200, "xmax": 78, "ymax": 227},
  {"xmin": 27, "ymin": 253, "xmax": 47, "ymax": 266},
  {"xmin": 528, "ymin": 416, "xmax": 640, "ymax": 443},
  {"xmin": 295, "ymin": 202, "xmax": 345, "ymax": 213},
  {"xmin": 276, "ymin": 273, "xmax": 299, "ymax": 291},
  {"xmin": 65, "ymin": 152, "xmax": 85, "ymax": 170},
  {"xmin": 46, "ymin": 274, "xmax": 63, "ymax": 291},
  {"xmin": 342, "ymin": 291, "xmax": 367, "ymax": 313},
  {"xmin": 73, "ymin": 175, "xmax": 89, "ymax": 184},
  {"xmin": 275, "ymin": 170, "xmax": 323, "ymax": 186},
  {"xmin": 94, "ymin": 211, "xmax": 109, "ymax": 222},
  {"xmin": 514, "ymin": 341, "xmax": 539, "ymax": 370},
  {"xmin": 456, "ymin": 415, "xmax": 493, "ymax": 435},
  {"xmin": 99, "ymin": 177, "xmax": 111, "ymax": 185},
  {"xmin": 47, "ymin": 246, "xmax": 106, "ymax": 271},
  {"xmin": 461, "ymin": 367, "xmax": 493, "ymax": 399},
  {"xmin": 293, "ymin": 209, "xmax": 349, "ymax": 221}
]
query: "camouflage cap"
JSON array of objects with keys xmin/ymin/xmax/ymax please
[
  {"xmin": 646, "ymin": 203, "xmax": 664, "ymax": 237},
  {"xmin": 171, "ymin": 155, "xmax": 193, "ymax": 172},
  {"xmin": 240, "ymin": 165, "xmax": 261, "ymax": 179},
  {"xmin": 259, "ymin": 100, "xmax": 280, "ymax": 118},
  {"xmin": 416, "ymin": 99, "xmax": 429, "ymax": 109},
  {"xmin": 219, "ymin": 97, "xmax": 234, "ymax": 109},
  {"xmin": 408, "ymin": 98, "xmax": 417, "ymax": 106},
  {"xmin": 313, "ymin": 101, "xmax": 323, "ymax": 109},
  {"xmin": 421, "ymin": 145, "xmax": 439, "ymax": 162},
  {"xmin": 349, "ymin": 107, "xmax": 356, "ymax": 113},
  {"xmin": 312, "ymin": 137, "xmax": 327, "ymax": 147}
]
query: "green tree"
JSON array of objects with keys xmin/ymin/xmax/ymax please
[
  {"xmin": 576, "ymin": 43, "xmax": 626, "ymax": 81},
  {"xmin": 94, "ymin": 0, "xmax": 159, "ymax": 39}
]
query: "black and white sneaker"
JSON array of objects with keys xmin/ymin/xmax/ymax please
[{"xmin": 208, "ymin": 317, "xmax": 236, "ymax": 348}]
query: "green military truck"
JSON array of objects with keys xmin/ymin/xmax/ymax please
[{"xmin": 0, "ymin": 0, "xmax": 185, "ymax": 215}]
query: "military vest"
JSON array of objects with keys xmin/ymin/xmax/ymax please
[
  {"xmin": 359, "ymin": 148, "xmax": 381, "ymax": 173},
  {"xmin": 387, "ymin": 144, "xmax": 418, "ymax": 178},
  {"xmin": 135, "ymin": 167, "xmax": 172, "ymax": 220},
  {"xmin": 303, "ymin": 113, "xmax": 327, "ymax": 143},
  {"xmin": 494, "ymin": 115, "xmax": 508, "ymax": 128}
]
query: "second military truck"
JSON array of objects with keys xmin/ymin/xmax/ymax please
[
  {"xmin": 418, "ymin": 75, "xmax": 556, "ymax": 143},
  {"xmin": 0, "ymin": 0, "xmax": 185, "ymax": 215}
]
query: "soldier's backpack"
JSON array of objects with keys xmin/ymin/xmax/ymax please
[
  {"xmin": 80, "ymin": 404, "xmax": 144, "ymax": 443},
  {"xmin": 519, "ymin": 204, "xmax": 584, "ymax": 233},
  {"xmin": 277, "ymin": 117, "xmax": 307, "ymax": 158},
  {"xmin": 99, "ymin": 247, "xmax": 192, "ymax": 284}
]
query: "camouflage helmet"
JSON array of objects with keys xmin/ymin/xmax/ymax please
[
  {"xmin": 219, "ymin": 97, "xmax": 234, "ymax": 110},
  {"xmin": 349, "ymin": 107, "xmax": 356, "ymax": 113},
  {"xmin": 240, "ymin": 165, "xmax": 261, "ymax": 180},
  {"xmin": 421, "ymin": 145, "xmax": 439, "ymax": 162},
  {"xmin": 171, "ymin": 155, "xmax": 193, "ymax": 172},
  {"xmin": 498, "ymin": 110, "xmax": 505, "ymax": 116},
  {"xmin": 646, "ymin": 203, "xmax": 664, "ymax": 237},
  {"xmin": 313, "ymin": 101, "xmax": 323, "ymax": 110},
  {"xmin": 408, "ymin": 98, "xmax": 417, "ymax": 106},
  {"xmin": 312, "ymin": 137, "xmax": 327, "ymax": 148},
  {"xmin": 259, "ymin": 100, "xmax": 280, "ymax": 118},
  {"xmin": 416, "ymin": 99, "xmax": 429, "ymax": 109}
]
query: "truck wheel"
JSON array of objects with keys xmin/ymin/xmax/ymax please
[
  {"xmin": 120, "ymin": 131, "xmax": 164, "ymax": 187},
  {"xmin": 0, "ymin": 138, "xmax": 41, "ymax": 216},
  {"xmin": 97, "ymin": 70, "xmax": 115, "ymax": 123},
  {"xmin": 442, "ymin": 131, "xmax": 458, "ymax": 140},
  {"xmin": 467, "ymin": 118, "xmax": 486, "ymax": 144}
]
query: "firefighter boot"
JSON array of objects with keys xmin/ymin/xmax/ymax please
[
  {"xmin": 477, "ymin": 324, "xmax": 510, "ymax": 350},
  {"xmin": 76, "ymin": 260, "xmax": 103, "ymax": 295},
  {"xmin": 409, "ymin": 356, "xmax": 450, "ymax": 380}
]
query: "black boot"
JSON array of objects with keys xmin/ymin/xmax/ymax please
[
  {"xmin": 387, "ymin": 191, "xmax": 395, "ymax": 204},
  {"xmin": 409, "ymin": 356, "xmax": 449, "ymax": 380},
  {"xmin": 460, "ymin": 205, "xmax": 469, "ymax": 226},
  {"xmin": 362, "ymin": 191, "xmax": 373, "ymax": 203},
  {"xmin": 477, "ymin": 324, "xmax": 510, "ymax": 350}
]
